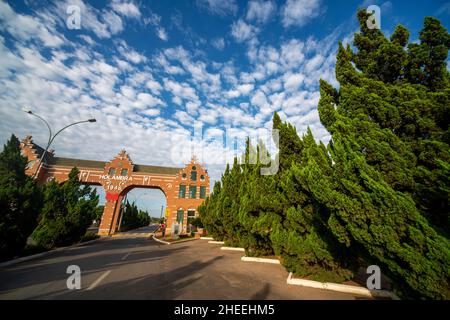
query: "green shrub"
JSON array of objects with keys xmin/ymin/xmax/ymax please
[{"xmin": 32, "ymin": 168, "xmax": 98, "ymax": 249}]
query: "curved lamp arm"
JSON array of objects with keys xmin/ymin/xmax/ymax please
[{"xmin": 23, "ymin": 108, "xmax": 96, "ymax": 178}]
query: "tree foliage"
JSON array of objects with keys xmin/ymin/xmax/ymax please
[
  {"xmin": 318, "ymin": 11, "xmax": 450, "ymax": 298},
  {"xmin": 120, "ymin": 201, "xmax": 150, "ymax": 231},
  {"xmin": 0, "ymin": 134, "xmax": 42, "ymax": 260},
  {"xmin": 31, "ymin": 168, "xmax": 99, "ymax": 249}
]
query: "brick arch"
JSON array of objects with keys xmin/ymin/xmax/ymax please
[{"xmin": 20, "ymin": 136, "xmax": 210, "ymax": 236}]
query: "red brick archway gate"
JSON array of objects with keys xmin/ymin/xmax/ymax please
[{"xmin": 20, "ymin": 136, "xmax": 210, "ymax": 236}]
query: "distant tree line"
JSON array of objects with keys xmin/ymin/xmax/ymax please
[
  {"xmin": 119, "ymin": 201, "xmax": 150, "ymax": 231},
  {"xmin": 199, "ymin": 12, "xmax": 450, "ymax": 299}
]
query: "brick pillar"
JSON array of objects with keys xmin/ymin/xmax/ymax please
[
  {"xmin": 110, "ymin": 194, "xmax": 125, "ymax": 233},
  {"xmin": 98, "ymin": 192, "xmax": 121, "ymax": 236},
  {"xmin": 165, "ymin": 199, "xmax": 177, "ymax": 236}
]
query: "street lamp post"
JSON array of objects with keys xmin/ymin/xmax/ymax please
[{"xmin": 23, "ymin": 108, "xmax": 96, "ymax": 178}]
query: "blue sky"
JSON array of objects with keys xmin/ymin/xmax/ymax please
[{"xmin": 0, "ymin": 0, "xmax": 449, "ymax": 214}]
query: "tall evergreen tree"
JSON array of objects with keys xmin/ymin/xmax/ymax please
[
  {"xmin": 271, "ymin": 119, "xmax": 355, "ymax": 282},
  {"xmin": 0, "ymin": 134, "xmax": 42, "ymax": 260},
  {"xmin": 238, "ymin": 139, "xmax": 281, "ymax": 256},
  {"xmin": 199, "ymin": 180, "xmax": 225, "ymax": 240},
  {"xmin": 121, "ymin": 201, "xmax": 150, "ymax": 230},
  {"xmin": 218, "ymin": 157, "xmax": 245, "ymax": 246},
  {"xmin": 316, "ymin": 11, "xmax": 450, "ymax": 298}
]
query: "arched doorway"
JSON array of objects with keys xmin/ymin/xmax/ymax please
[{"xmin": 116, "ymin": 187, "xmax": 167, "ymax": 232}]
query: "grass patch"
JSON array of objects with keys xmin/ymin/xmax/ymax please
[{"xmin": 80, "ymin": 231, "xmax": 100, "ymax": 243}]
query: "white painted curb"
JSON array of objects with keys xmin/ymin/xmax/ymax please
[
  {"xmin": 241, "ymin": 256, "xmax": 280, "ymax": 264},
  {"xmin": 208, "ymin": 240, "xmax": 225, "ymax": 244},
  {"xmin": 151, "ymin": 235, "xmax": 171, "ymax": 245},
  {"xmin": 221, "ymin": 247, "xmax": 245, "ymax": 252},
  {"xmin": 200, "ymin": 237, "xmax": 214, "ymax": 240},
  {"xmin": 0, "ymin": 237, "xmax": 104, "ymax": 268},
  {"xmin": 286, "ymin": 272, "xmax": 398, "ymax": 299}
]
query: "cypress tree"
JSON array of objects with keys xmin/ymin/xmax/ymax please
[
  {"xmin": 199, "ymin": 180, "xmax": 225, "ymax": 240},
  {"xmin": 238, "ymin": 139, "xmax": 281, "ymax": 256},
  {"xmin": 0, "ymin": 134, "xmax": 42, "ymax": 260},
  {"xmin": 270, "ymin": 119, "xmax": 355, "ymax": 282},
  {"xmin": 316, "ymin": 11, "xmax": 450, "ymax": 298}
]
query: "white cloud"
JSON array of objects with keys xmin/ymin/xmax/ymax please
[
  {"xmin": 0, "ymin": 1, "xmax": 65, "ymax": 47},
  {"xmin": 111, "ymin": 0, "xmax": 141, "ymax": 18},
  {"xmin": 282, "ymin": 91, "xmax": 320, "ymax": 116},
  {"xmin": 237, "ymin": 83, "xmax": 254, "ymax": 95},
  {"xmin": 281, "ymin": 0, "xmax": 323, "ymax": 28},
  {"xmin": 196, "ymin": 0, "xmax": 238, "ymax": 16},
  {"xmin": 78, "ymin": 35, "xmax": 95, "ymax": 46},
  {"xmin": 163, "ymin": 78, "xmax": 199, "ymax": 102},
  {"xmin": 157, "ymin": 27, "xmax": 168, "ymax": 41},
  {"xmin": 61, "ymin": 0, "xmax": 118, "ymax": 38},
  {"xmin": 186, "ymin": 101, "xmax": 200, "ymax": 115},
  {"xmin": 251, "ymin": 90, "xmax": 268, "ymax": 109},
  {"xmin": 283, "ymin": 72, "xmax": 305, "ymax": 91},
  {"xmin": 246, "ymin": 0, "xmax": 276, "ymax": 24},
  {"xmin": 305, "ymin": 54, "xmax": 324, "ymax": 73},
  {"xmin": 136, "ymin": 92, "xmax": 166, "ymax": 108},
  {"xmin": 211, "ymin": 37, "xmax": 225, "ymax": 50},
  {"xmin": 117, "ymin": 41, "xmax": 147, "ymax": 64},
  {"xmin": 231, "ymin": 19, "xmax": 259, "ymax": 43},
  {"xmin": 103, "ymin": 11, "xmax": 124, "ymax": 35},
  {"xmin": 141, "ymin": 108, "xmax": 160, "ymax": 117},
  {"xmin": 198, "ymin": 108, "xmax": 219, "ymax": 125},
  {"xmin": 156, "ymin": 54, "xmax": 185, "ymax": 75},
  {"xmin": 146, "ymin": 80, "xmax": 163, "ymax": 94},
  {"xmin": 174, "ymin": 110, "xmax": 195, "ymax": 124}
]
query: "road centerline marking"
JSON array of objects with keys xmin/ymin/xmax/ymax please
[
  {"xmin": 86, "ymin": 270, "xmax": 111, "ymax": 290},
  {"xmin": 121, "ymin": 252, "xmax": 131, "ymax": 261}
]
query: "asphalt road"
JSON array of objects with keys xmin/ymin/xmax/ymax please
[{"xmin": 0, "ymin": 226, "xmax": 360, "ymax": 300}]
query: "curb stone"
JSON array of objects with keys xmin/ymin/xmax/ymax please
[
  {"xmin": 221, "ymin": 247, "xmax": 245, "ymax": 252},
  {"xmin": 286, "ymin": 272, "xmax": 398, "ymax": 299},
  {"xmin": 241, "ymin": 256, "xmax": 280, "ymax": 264},
  {"xmin": 151, "ymin": 234, "xmax": 198, "ymax": 245}
]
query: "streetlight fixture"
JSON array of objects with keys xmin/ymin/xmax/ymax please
[{"xmin": 23, "ymin": 108, "xmax": 96, "ymax": 178}]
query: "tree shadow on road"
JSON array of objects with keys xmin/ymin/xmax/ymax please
[
  {"xmin": 0, "ymin": 239, "xmax": 185, "ymax": 297},
  {"xmin": 56, "ymin": 255, "xmax": 225, "ymax": 300}
]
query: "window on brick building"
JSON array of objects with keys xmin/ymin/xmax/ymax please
[
  {"xmin": 179, "ymin": 185, "xmax": 186, "ymax": 198},
  {"xmin": 120, "ymin": 169, "xmax": 128, "ymax": 176},
  {"xmin": 190, "ymin": 170, "xmax": 197, "ymax": 181},
  {"xmin": 187, "ymin": 209, "xmax": 196, "ymax": 218},
  {"xmin": 177, "ymin": 210, "xmax": 184, "ymax": 224},
  {"xmin": 108, "ymin": 168, "xmax": 116, "ymax": 175},
  {"xmin": 189, "ymin": 185, "xmax": 197, "ymax": 199},
  {"xmin": 200, "ymin": 186, "xmax": 206, "ymax": 199}
]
